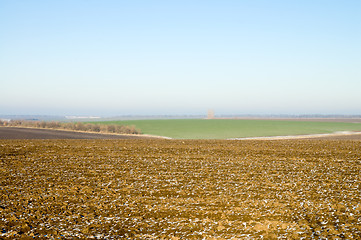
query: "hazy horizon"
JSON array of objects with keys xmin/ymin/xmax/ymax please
[{"xmin": 1, "ymin": 1, "xmax": 360, "ymax": 116}]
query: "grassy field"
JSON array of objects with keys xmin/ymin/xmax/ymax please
[
  {"xmin": 1, "ymin": 139, "xmax": 360, "ymax": 238},
  {"xmin": 93, "ymin": 119, "xmax": 361, "ymax": 139}
]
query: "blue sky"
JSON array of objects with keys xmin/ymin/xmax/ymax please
[{"xmin": 1, "ymin": 0, "xmax": 360, "ymax": 116}]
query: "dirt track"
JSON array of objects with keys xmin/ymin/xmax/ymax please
[
  {"xmin": 309, "ymin": 133, "xmax": 361, "ymax": 140},
  {"xmin": 1, "ymin": 126, "xmax": 361, "ymax": 140},
  {"xmin": 0, "ymin": 127, "xmax": 150, "ymax": 139},
  {"xmin": 233, "ymin": 132, "xmax": 361, "ymax": 140}
]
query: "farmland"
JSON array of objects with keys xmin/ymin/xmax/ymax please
[
  {"xmin": 0, "ymin": 127, "xmax": 148, "ymax": 140},
  {"xmin": 93, "ymin": 119, "xmax": 361, "ymax": 139},
  {"xmin": 1, "ymin": 139, "xmax": 361, "ymax": 239}
]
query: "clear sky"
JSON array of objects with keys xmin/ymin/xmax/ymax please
[{"xmin": 1, "ymin": 0, "xmax": 360, "ymax": 116}]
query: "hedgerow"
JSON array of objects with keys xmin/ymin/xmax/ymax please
[{"xmin": 0, "ymin": 120, "xmax": 141, "ymax": 135}]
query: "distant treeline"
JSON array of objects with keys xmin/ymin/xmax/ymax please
[{"xmin": 0, "ymin": 120, "xmax": 141, "ymax": 135}]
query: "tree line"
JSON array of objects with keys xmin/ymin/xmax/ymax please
[{"xmin": 0, "ymin": 120, "xmax": 141, "ymax": 135}]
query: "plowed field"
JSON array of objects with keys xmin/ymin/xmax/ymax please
[
  {"xmin": 1, "ymin": 139, "xmax": 361, "ymax": 239},
  {"xmin": 0, "ymin": 127, "xmax": 149, "ymax": 140}
]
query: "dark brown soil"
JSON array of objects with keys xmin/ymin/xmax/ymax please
[
  {"xmin": 1, "ymin": 139, "xmax": 361, "ymax": 238},
  {"xmin": 0, "ymin": 127, "xmax": 150, "ymax": 139}
]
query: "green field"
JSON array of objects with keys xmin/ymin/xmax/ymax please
[{"xmin": 92, "ymin": 119, "xmax": 361, "ymax": 139}]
